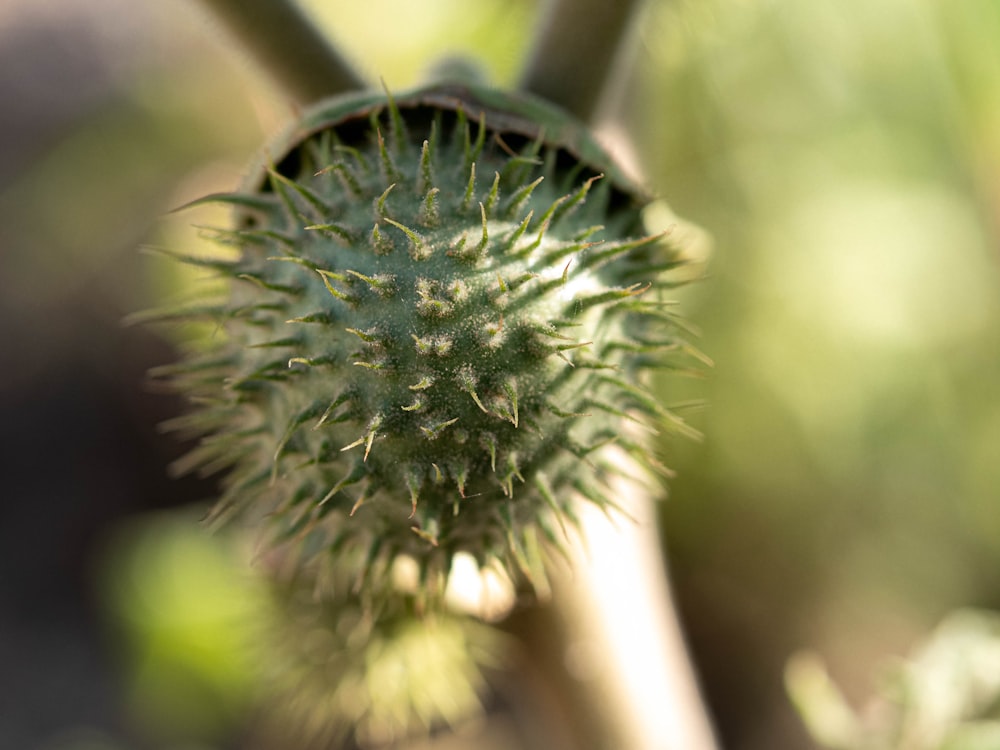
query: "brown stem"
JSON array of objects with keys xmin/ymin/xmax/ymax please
[
  {"xmin": 198, "ymin": 0, "xmax": 367, "ymax": 105},
  {"xmin": 518, "ymin": 0, "xmax": 647, "ymax": 122}
]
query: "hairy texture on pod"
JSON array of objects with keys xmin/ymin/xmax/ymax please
[{"xmin": 147, "ymin": 84, "xmax": 699, "ymax": 593}]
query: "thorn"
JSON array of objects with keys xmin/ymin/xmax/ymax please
[
  {"xmin": 579, "ymin": 232, "xmax": 667, "ymax": 271},
  {"xmin": 363, "ymin": 420, "xmax": 379, "ymax": 461},
  {"xmin": 315, "ymin": 392, "xmax": 352, "ymax": 429},
  {"xmin": 235, "ymin": 273, "xmax": 301, "ymax": 296},
  {"xmin": 420, "ymin": 417, "xmax": 459, "ymax": 439},
  {"xmin": 497, "ymin": 152, "xmax": 543, "ymax": 188},
  {"xmin": 412, "ymin": 333, "xmax": 433, "ymax": 355},
  {"xmin": 500, "ymin": 473, "xmax": 513, "ymax": 497},
  {"xmin": 168, "ymin": 191, "xmax": 276, "ymax": 216},
  {"xmin": 575, "ymin": 282, "xmax": 652, "ymax": 311},
  {"xmin": 411, "ymin": 526, "xmax": 439, "ymax": 546},
  {"xmin": 417, "ymin": 134, "xmax": 435, "ymax": 195},
  {"xmin": 464, "ymin": 111, "xmax": 486, "ymax": 169},
  {"xmin": 417, "ymin": 299, "xmax": 452, "ymax": 317},
  {"xmin": 405, "ymin": 465, "xmax": 422, "ymax": 517},
  {"xmin": 418, "ymin": 186, "xmax": 440, "ymax": 228},
  {"xmin": 345, "ymin": 269, "xmax": 396, "ymax": 296},
  {"xmin": 484, "ymin": 172, "xmax": 500, "ymax": 217},
  {"xmin": 320, "ymin": 463, "xmax": 366, "ymax": 506},
  {"xmin": 539, "ymin": 240, "xmax": 603, "ymax": 272},
  {"xmin": 453, "ymin": 105, "xmax": 467, "ymax": 146},
  {"xmin": 534, "ymin": 192, "xmax": 569, "ymax": 234},
  {"xmin": 546, "ymin": 401, "xmax": 591, "ymax": 419},
  {"xmin": 551, "ymin": 174, "xmax": 603, "ymax": 226},
  {"xmin": 137, "ymin": 245, "xmax": 239, "ymax": 274},
  {"xmin": 267, "ymin": 167, "xmax": 328, "ymax": 223},
  {"xmin": 384, "ymin": 218, "xmax": 431, "ymax": 260},
  {"xmin": 504, "ymin": 210, "xmax": 534, "ymax": 254},
  {"xmin": 493, "ymin": 132, "xmax": 519, "ymax": 158},
  {"xmin": 304, "ymin": 222, "xmax": 354, "ymax": 243},
  {"xmin": 409, "ymin": 375, "xmax": 434, "ymax": 391},
  {"xmin": 266, "ymin": 255, "xmax": 318, "ymax": 271},
  {"xmin": 522, "ymin": 217, "xmax": 550, "ymax": 254},
  {"xmin": 457, "ymin": 367, "xmax": 489, "ymax": 413},
  {"xmin": 270, "ymin": 402, "xmax": 325, "ymax": 484},
  {"xmin": 556, "ymin": 340, "xmax": 593, "ymax": 352},
  {"xmin": 482, "ymin": 433, "xmax": 498, "ymax": 472},
  {"xmin": 401, "ymin": 395, "xmax": 424, "ymax": 412},
  {"xmin": 476, "ymin": 202, "xmax": 489, "ymax": 254},
  {"xmin": 499, "ymin": 502, "xmax": 533, "ymax": 581},
  {"xmin": 447, "ymin": 279, "xmax": 469, "ymax": 303},
  {"xmin": 349, "ymin": 494, "xmax": 367, "ymax": 516},
  {"xmin": 505, "ymin": 176, "xmax": 544, "ymax": 219},
  {"xmin": 381, "ymin": 78, "xmax": 408, "ymax": 154},
  {"xmin": 340, "ymin": 414, "xmax": 382, "ymax": 461},
  {"xmin": 574, "ymin": 224, "xmax": 605, "ymax": 242},
  {"xmin": 504, "ymin": 380, "xmax": 519, "ymax": 427},
  {"xmin": 285, "ymin": 312, "xmax": 333, "ymax": 325},
  {"xmin": 448, "ymin": 234, "xmax": 469, "ymax": 259},
  {"xmin": 345, "ymin": 326, "xmax": 379, "ymax": 343},
  {"xmin": 375, "ymin": 183, "xmax": 396, "ymax": 218},
  {"xmin": 376, "ymin": 128, "xmax": 401, "ymax": 182},
  {"xmin": 460, "ymin": 162, "xmax": 476, "ymax": 213},
  {"xmin": 483, "ymin": 315, "xmax": 505, "ymax": 348},
  {"xmin": 352, "ymin": 360, "xmax": 385, "ymax": 371},
  {"xmin": 507, "ymin": 452, "xmax": 524, "ymax": 482},
  {"xmin": 316, "ymin": 269, "xmax": 355, "ymax": 303},
  {"xmin": 534, "ymin": 474, "xmax": 570, "ymax": 538},
  {"xmin": 370, "ymin": 223, "xmax": 394, "ymax": 254},
  {"xmin": 451, "ymin": 462, "xmax": 469, "ymax": 497},
  {"xmin": 317, "ymin": 162, "xmax": 364, "ymax": 197},
  {"xmin": 434, "ymin": 336, "xmax": 453, "ymax": 355}
]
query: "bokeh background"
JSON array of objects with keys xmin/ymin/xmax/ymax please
[{"xmin": 1, "ymin": 1, "xmax": 998, "ymax": 748}]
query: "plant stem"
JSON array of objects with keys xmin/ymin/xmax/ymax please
[
  {"xmin": 518, "ymin": 0, "xmax": 647, "ymax": 123},
  {"xmin": 553, "ymin": 453, "xmax": 720, "ymax": 750},
  {"xmin": 198, "ymin": 0, "xmax": 367, "ymax": 105}
]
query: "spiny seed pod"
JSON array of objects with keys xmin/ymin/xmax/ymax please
[
  {"xmin": 148, "ymin": 83, "xmax": 697, "ymax": 593},
  {"xmin": 252, "ymin": 555, "xmax": 502, "ymax": 747}
]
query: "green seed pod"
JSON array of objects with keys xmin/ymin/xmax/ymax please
[
  {"xmin": 254, "ymin": 557, "xmax": 503, "ymax": 748},
  {"xmin": 151, "ymin": 83, "xmax": 696, "ymax": 593}
]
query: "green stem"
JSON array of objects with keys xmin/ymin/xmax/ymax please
[
  {"xmin": 518, "ymin": 0, "xmax": 647, "ymax": 123},
  {"xmin": 199, "ymin": 0, "xmax": 367, "ymax": 105}
]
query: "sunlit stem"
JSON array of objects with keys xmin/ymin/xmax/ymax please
[
  {"xmin": 198, "ymin": 0, "xmax": 367, "ymax": 105},
  {"xmin": 554, "ymin": 454, "xmax": 720, "ymax": 750},
  {"xmin": 518, "ymin": 0, "xmax": 647, "ymax": 123}
]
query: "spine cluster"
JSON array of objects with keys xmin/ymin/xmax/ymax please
[{"xmin": 148, "ymin": 85, "xmax": 697, "ymax": 596}]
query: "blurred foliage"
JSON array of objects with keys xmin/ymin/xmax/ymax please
[
  {"xmin": 788, "ymin": 609, "xmax": 1000, "ymax": 750},
  {"xmin": 99, "ymin": 510, "xmax": 262, "ymax": 746},
  {"xmin": 3, "ymin": 0, "xmax": 999, "ymax": 748},
  {"xmin": 630, "ymin": 0, "xmax": 1000, "ymax": 746}
]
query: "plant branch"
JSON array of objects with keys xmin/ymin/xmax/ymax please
[
  {"xmin": 199, "ymin": 0, "xmax": 367, "ymax": 105},
  {"xmin": 552, "ymin": 453, "xmax": 720, "ymax": 750},
  {"xmin": 518, "ymin": 0, "xmax": 647, "ymax": 123}
]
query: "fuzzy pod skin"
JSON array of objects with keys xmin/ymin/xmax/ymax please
[{"xmin": 154, "ymin": 83, "xmax": 693, "ymax": 593}]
